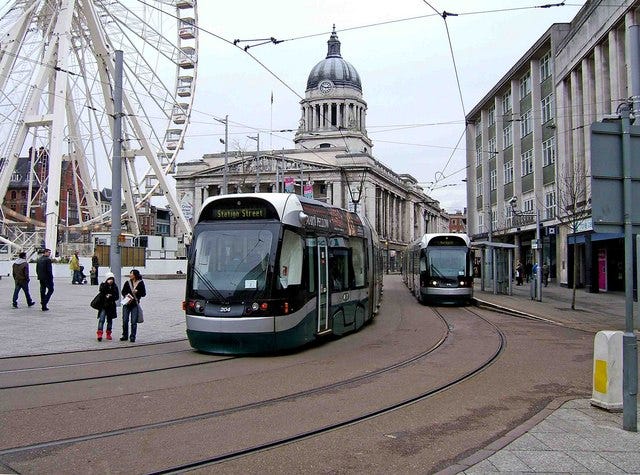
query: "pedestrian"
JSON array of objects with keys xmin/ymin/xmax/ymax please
[
  {"xmin": 12, "ymin": 251, "xmax": 36, "ymax": 308},
  {"xmin": 36, "ymin": 248, "xmax": 54, "ymax": 311},
  {"xmin": 96, "ymin": 272, "xmax": 118, "ymax": 341},
  {"xmin": 543, "ymin": 262, "xmax": 550, "ymax": 287},
  {"xmin": 120, "ymin": 269, "xmax": 146, "ymax": 343},
  {"xmin": 90, "ymin": 253, "xmax": 100, "ymax": 285},
  {"xmin": 516, "ymin": 261, "xmax": 524, "ymax": 286},
  {"xmin": 525, "ymin": 262, "xmax": 532, "ymax": 283},
  {"xmin": 69, "ymin": 251, "xmax": 81, "ymax": 284}
]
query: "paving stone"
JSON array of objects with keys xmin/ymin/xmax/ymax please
[
  {"xmin": 566, "ymin": 450, "xmax": 626, "ymax": 473},
  {"xmin": 513, "ymin": 450, "xmax": 590, "ymax": 472},
  {"xmin": 484, "ymin": 451, "xmax": 531, "ymax": 472},
  {"xmin": 503, "ymin": 433, "xmax": 550, "ymax": 451},
  {"xmin": 600, "ymin": 452, "xmax": 640, "ymax": 473},
  {"xmin": 460, "ymin": 459, "xmax": 499, "ymax": 474}
]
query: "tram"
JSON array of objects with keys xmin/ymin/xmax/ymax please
[
  {"xmin": 403, "ymin": 233, "xmax": 473, "ymax": 305},
  {"xmin": 184, "ymin": 193, "xmax": 383, "ymax": 354}
]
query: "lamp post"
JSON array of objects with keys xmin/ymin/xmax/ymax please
[
  {"xmin": 214, "ymin": 115, "xmax": 229, "ymax": 194},
  {"xmin": 510, "ymin": 196, "xmax": 542, "ymax": 302},
  {"xmin": 247, "ymin": 133, "xmax": 260, "ymax": 192}
]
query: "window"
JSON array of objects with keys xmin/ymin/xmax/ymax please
[
  {"xmin": 541, "ymin": 94, "xmax": 554, "ymax": 123},
  {"xmin": 491, "ymin": 209, "xmax": 497, "ymax": 231},
  {"xmin": 520, "ymin": 109, "xmax": 532, "ymax": 136},
  {"xmin": 192, "ymin": 228, "xmax": 274, "ymax": 295},
  {"xmin": 542, "ymin": 137, "xmax": 555, "ymax": 166},
  {"xmin": 475, "ymin": 146, "xmax": 482, "ymax": 167},
  {"xmin": 505, "ymin": 205, "xmax": 513, "ymax": 227},
  {"xmin": 329, "ymin": 248, "xmax": 350, "ymax": 291},
  {"xmin": 521, "ymin": 149, "xmax": 533, "ymax": 176},
  {"xmin": 476, "ymin": 178, "xmax": 482, "ymax": 197},
  {"xmin": 503, "ymin": 123, "xmax": 513, "ymax": 148},
  {"xmin": 478, "ymin": 214, "xmax": 484, "ymax": 233},
  {"xmin": 475, "ymin": 120, "xmax": 482, "ymax": 137},
  {"xmin": 519, "ymin": 71, "xmax": 531, "ymax": 98},
  {"xmin": 523, "ymin": 198, "xmax": 534, "ymax": 213},
  {"xmin": 11, "ymin": 191, "xmax": 16, "ymax": 199},
  {"xmin": 545, "ymin": 188, "xmax": 556, "ymax": 219},
  {"xmin": 502, "ymin": 91, "xmax": 512, "ymax": 114},
  {"xmin": 490, "ymin": 169, "xmax": 497, "ymax": 190},
  {"xmin": 488, "ymin": 137, "xmax": 496, "ymax": 155},
  {"xmin": 279, "ymin": 230, "xmax": 303, "ymax": 288},
  {"xmin": 504, "ymin": 160, "xmax": 514, "ymax": 184},
  {"xmin": 488, "ymin": 105, "xmax": 496, "ymax": 126},
  {"xmin": 540, "ymin": 52, "xmax": 552, "ymax": 81},
  {"xmin": 349, "ymin": 237, "xmax": 366, "ymax": 287}
]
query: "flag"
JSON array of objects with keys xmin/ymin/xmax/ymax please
[{"xmin": 270, "ymin": 91, "xmax": 273, "ymax": 105}]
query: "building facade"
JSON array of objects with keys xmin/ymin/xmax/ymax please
[
  {"xmin": 174, "ymin": 29, "xmax": 447, "ymax": 270},
  {"xmin": 466, "ymin": 0, "xmax": 639, "ymax": 290},
  {"xmin": 447, "ymin": 210, "xmax": 467, "ymax": 234}
]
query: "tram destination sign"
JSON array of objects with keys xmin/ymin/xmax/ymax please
[{"xmin": 212, "ymin": 207, "xmax": 267, "ymax": 220}]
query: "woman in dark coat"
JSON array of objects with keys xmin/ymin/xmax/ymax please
[
  {"xmin": 120, "ymin": 269, "xmax": 146, "ymax": 343},
  {"xmin": 97, "ymin": 272, "xmax": 118, "ymax": 341}
]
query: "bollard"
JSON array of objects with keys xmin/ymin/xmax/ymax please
[{"xmin": 591, "ymin": 330, "xmax": 623, "ymax": 411}]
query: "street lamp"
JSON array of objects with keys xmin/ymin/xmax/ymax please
[
  {"xmin": 213, "ymin": 115, "xmax": 229, "ymax": 194},
  {"xmin": 247, "ymin": 133, "xmax": 260, "ymax": 192},
  {"xmin": 509, "ymin": 196, "xmax": 542, "ymax": 302}
]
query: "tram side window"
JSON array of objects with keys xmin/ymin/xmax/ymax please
[
  {"xmin": 305, "ymin": 238, "xmax": 316, "ymax": 293},
  {"xmin": 330, "ymin": 248, "xmax": 350, "ymax": 291},
  {"xmin": 279, "ymin": 230, "xmax": 303, "ymax": 288},
  {"xmin": 419, "ymin": 253, "xmax": 427, "ymax": 273},
  {"xmin": 350, "ymin": 238, "xmax": 366, "ymax": 288}
]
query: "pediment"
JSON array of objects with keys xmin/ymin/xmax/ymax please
[{"xmin": 191, "ymin": 154, "xmax": 339, "ymax": 178}]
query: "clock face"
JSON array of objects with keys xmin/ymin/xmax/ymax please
[{"xmin": 318, "ymin": 80, "xmax": 334, "ymax": 94}]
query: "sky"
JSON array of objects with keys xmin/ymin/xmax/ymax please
[{"xmin": 179, "ymin": 0, "xmax": 588, "ymax": 212}]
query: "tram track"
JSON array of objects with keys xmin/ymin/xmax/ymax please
[
  {"xmin": 149, "ymin": 306, "xmax": 506, "ymax": 474},
  {"xmin": 0, "ymin": 309, "xmax": 451, "ymax": 457}
]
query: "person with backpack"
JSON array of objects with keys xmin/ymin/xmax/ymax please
[
  {"xmin": 12, "ymin": 252, "xmax": 36, "ymax": 308},
  {"xmin": 36, "ymin": 248, "xmax": 54, "ymax": 311}
]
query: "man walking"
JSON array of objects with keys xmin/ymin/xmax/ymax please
[
  {"xmin": 12, "ymin": 252, "xmax": 36, "ymax": 308},
  {"xmin": 36, "ymin": 248, "xmax": 54, "ymax": 311}
]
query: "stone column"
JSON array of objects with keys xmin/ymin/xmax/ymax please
[
  {"xmin": 608, "ymin": 29, "xmax": 622, "ymax": 112},
  {"xmin": 594, "ymin": 44, "xmax": 611, "ymax": 119}
]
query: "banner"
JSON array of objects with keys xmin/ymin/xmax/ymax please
[
  {"xmin": 284, "ymin": 176, "xmax": 295, "ymax": 193},
  {"xmin": 303, "ymin": 182, "xmax": 313, "ymax": 198}
]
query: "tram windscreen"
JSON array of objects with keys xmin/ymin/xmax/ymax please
[
  {"xmin": 427, "ymin": 248, "xmax": 468, "ymax": 278},
  {"xmin": 191, "ymin": 228, "xmax": 274, "ymax": 299}
]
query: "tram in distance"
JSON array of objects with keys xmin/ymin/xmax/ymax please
[
  {"xmin": 402, "ymin": 233, "xmax": 474, "ymax": 305},
  {"xmin": 184, "ymin": 193, "xmax": 384, "ymax": 354}
]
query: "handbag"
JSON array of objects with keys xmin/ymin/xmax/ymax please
[
  {"xmin": 90, "ymin": 293, "xmax": 103, "ymax": 310},
  {"xmin": 137, "ymin": 305, "xmax": 144, "ymax": 323}
]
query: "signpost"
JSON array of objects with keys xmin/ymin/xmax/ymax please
[{"xmin": 590, "ymin": 109, "xmax": 640, "ymax": 432}]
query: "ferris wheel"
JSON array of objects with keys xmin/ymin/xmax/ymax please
[{"xmin": 0, "ymin": 0, "xmax": 198, "ymax": 257}]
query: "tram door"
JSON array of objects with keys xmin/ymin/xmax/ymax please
[{"xmin": 317, "ymin": 237, "xmax": 330, "ymax": 333}]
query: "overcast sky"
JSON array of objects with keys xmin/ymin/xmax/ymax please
[{"xmin": 180, "ymin": 0, "xmax": 587, "ymax": 212}]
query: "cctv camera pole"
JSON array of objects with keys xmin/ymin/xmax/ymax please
[{"xmin": 109, "ymin": 50, "xmax": 123, "ymax": 288}]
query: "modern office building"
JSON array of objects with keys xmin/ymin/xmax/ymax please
[{"xmin": 466, "ymin": 0, "xmax": 639, "ymax": 291}]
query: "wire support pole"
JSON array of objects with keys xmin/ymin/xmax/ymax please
[{"xmin": 110, "ymin": 50, "xmax": 123, "ymax": 289}]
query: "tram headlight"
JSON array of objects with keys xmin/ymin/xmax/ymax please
[
  {"xmin": 251, "ymin": 302, "xmax": 260, "ymax": 311},
  {"xmin": 431, "ymin": 280, "xmax": 438, "ymax": 286}
]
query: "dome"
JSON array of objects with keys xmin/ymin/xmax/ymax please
[{"xmin": 306, "ymin": 28, "xmax": 362, "ymax": 92}]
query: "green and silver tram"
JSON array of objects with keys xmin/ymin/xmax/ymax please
[
  {"xmin": 184, "ymin": 193, "xmax": 383, "ymax": 354},
  {"xmin": 403, "ymin": 233, "xmax": 473, "ymax": 305}
]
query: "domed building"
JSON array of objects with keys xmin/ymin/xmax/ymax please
[
  {"xmin": 295, "ymin": 27, "xmax": 372, "ymax": 154},
  {"xmin": 174, "ymin": 29, "xmax": 448, "ymax": 270}
]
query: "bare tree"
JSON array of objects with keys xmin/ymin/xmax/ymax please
[{"xmin": 555, "ymin": 160, "xmax": 591, "ymax": 310}]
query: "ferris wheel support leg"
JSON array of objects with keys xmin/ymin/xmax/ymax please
[{"xmin": 44, "ymin": 31, "xmax": 74, "ymax": 256}]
